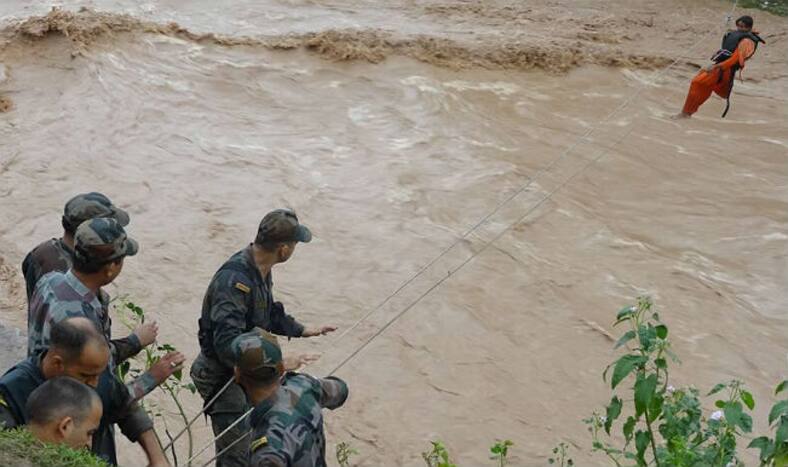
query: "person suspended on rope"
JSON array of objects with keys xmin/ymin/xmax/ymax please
[
  {"xmin": 191, "ymin": 209, "xmax": 336, "ymax": 467},
  {"xmin": 674, "ymin": 15, "xmax": 765, "ymax": 119},
  {"xmin": 231, "ymin": 329, "xmax": 349, "ymax": 467}
]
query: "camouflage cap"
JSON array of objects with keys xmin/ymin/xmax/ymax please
[
  {"xmin": 232, "ymin": 329, "xmax": 284, "ymax": 380},
  {"xmin": 63, "ymin": 192, "xmax": 130, "ymax": 230},
  {"xmin": 256, "ymin": 209, "xmax": 312, "ymax": 244},
  {"xmin": 74, "ymin": 218, "xmax": 139, "ymax": 264}
]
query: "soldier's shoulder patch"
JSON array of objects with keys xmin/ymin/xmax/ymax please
[
  {"xmin": 0, "ymin": 395, "xmax": 7, "ymax": 408},
  {"xmin": 250, "ymin": 435, "xmax": 268, "ymax": 452},
  {"xmin": 234, "ymin": 282, "xmax": 251, "ymax": 293}
]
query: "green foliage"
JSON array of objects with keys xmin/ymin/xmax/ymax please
[
  {"xmin": 336, "ymin": 441, "xmax": 358, "ymax": 467},
  {"xmin": 547, "ymin": 442, "xmax": 573, "ymax": 466},
  {"xmin": 586, "ymin": 297, "xmax": 758, "ymax": 467},
  {"xmin": 0, "ymin": 428, "xmax": 109, "ymax": 467},
  {"xmin": 748, "ymin": 380, "xmax": 788, "ymax": 466},
  {"xmin": 489, "ymin": 439, "xmax": 513, "ymax": 466},
  {"xmin": 114, "ymin": 298, "xmax": 196, "ymax": 465},
  {"xmin": 422, "ymin": 441, "xmax": 457, "ymax": 467}
]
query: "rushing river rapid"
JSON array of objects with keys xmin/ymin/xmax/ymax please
[{"xmin": 0, "ymin": 0, "xmax": 786, "ymax": 465}]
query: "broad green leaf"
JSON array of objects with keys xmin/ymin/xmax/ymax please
[
  {"xmin": 777, "ymin": 380, "xmax": 788, "ymax": 395},
  {"xmin": 649, "ymin": 394, "xmax": 664, "ymax": 420},
  {"xmin": 616, "ymin": 306, "xmax": 635, "ymax": 321},
  {"xmin": 623, "ymin": 416, "xmax": 636, "ymax": 443},
  {"xmin": 777, "ymin": 417, "xmax": 788, "ymax": 445},
  {"xmin": 615, "ymin": 330, "xmax": 637, "ymax": 350},
  {"xmin": 605, "ymin": 396, "xmax": 622, "ymax": 435},
  {"xmin": 654, "ymin": 358, "xmax": 667, "ymax": 370},
  {"xmin": 707, "ymin": 383, "xmax": 726, "ymax": 396},
  {"xmin": 655, "ymin": 325, "xmax": 668, "ymax": 339},
  {"xmin": 634, "ymin": 373, "xmax": 658, "ymax": 418},
  {"xmin": 637, "ymin": 325, "xmax": 654, "ymax": 351},
  {"xmin": 635, "ymin": 431, "xmax": 650, "ymax": 466},
  {"xmin": 724, "ymin": 401, "xmax": 743, "ymax": 428},
  {"xmin": 611, "ymin": 355, "xmax": 648, "ymax": 389},
  {"xmin": 747, "ymin": 436, "xmax": 773, "ymax": 462},
  {"xmin": 769, "ymin": 400, "xmax": 788, "ymax": 425},
  {"xmin": 741, "ymin": 390, "xmax": 755, "ymax": 410},
  {"xmin": 715, "ymin": 400, "xmax": 726, "ymax": 408},
  {"xmin": 739, "ymin": 412, "xmax": 753, "ymax": 433}
]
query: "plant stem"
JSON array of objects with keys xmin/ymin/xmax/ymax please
[
  {"xmin": 644, "ymin": 407, "xmax": 661, "ymax": 467},
  {"xmin": 162, "ymin": 382, "xmax": 194, "ymax": 464}
]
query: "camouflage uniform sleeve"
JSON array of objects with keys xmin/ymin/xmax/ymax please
[
  {"xmin": 105, "ymin": 374, "xmax": 154, "ymax": 442},
  {"xmin": 249, "ymin": 425, "xmax": 301, "ymax": 467},
  {"xmin": 109, "ymin": 334, "xmax": 142, "ymax": 364},
  {"xmin": 115, "ymin": 402, "xmax": 154, "ymax": 442},
  {"xmin": 124, "ymin": 372, "xmax": 158, "ymax": 403},
  {"xmin": 269, "ymin": 302, "xmax": 305, "ymax": 338},
  {"xmin": 212, "ymin": 271, "xmax": 253, "ymax": 368},
  {"xmin": 21, "ymin": 252, "xmax": 39, "ymax": 302},
  {"xmin": 316, "ymin": 376, "xmax": 349, "ymax": 410}
]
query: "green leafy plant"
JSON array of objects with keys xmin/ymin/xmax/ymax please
[
  {"xmin": 490, "ymin": 439, "xmax": 513, "ymax": 466},
  {"xmin": 0, "ymin": 428, "xmax": 110, "ymax": 467},
  {"xmin": 336, "ymin": 441, "xmax": 359, "ymax": 467},
  {"xmin": 422, "ymin": 440, "xmax": 457, "ymax": 467},
  {"xmin": 748, "ymin": 380, "xmax": 788, "ymax": 466},
  {"xmin": 114, "ymin": 299, "xmax": 197, "ymax": 466},
  {"xmin": 586, "ymin": 297, "xmax": 756, "ymax": 467},
  {"xmin": 548, "ymin": 442, "xmax": 573, "ymax": 466}
]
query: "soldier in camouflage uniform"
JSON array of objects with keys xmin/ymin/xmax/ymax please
[
  {"xmin": 232, "ymin": 330, "xmax": 349, "ymax": 467},
  {"xmin": 191, "ymin": 209, "xmax": 337, "ymax": 467},
  {"xmin": 27, "ymin": 218, "xmax": 186, "ymax": 467},
  {"xmin": 0, "ymin": 317, "xmax": 157, "ymax": 465},
  {"xmin": 22, "ymin": 192, "xmax": 158, "ymax": 364}
]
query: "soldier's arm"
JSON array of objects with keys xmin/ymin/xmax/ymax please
[
  {"xmin": 249, "ymin": 426, "xmax": 301, "ymax": 467},
  {"xmin": 212, "ymin": 272, "xmax": 254, "ymax": 368},
  {"xmin": 116, "ymin": 403, "xmax": 154, "ymax": 442},
  {"xmin": 268, "ymin": 301, "xmax": 305, "ymax": 338},
  {"xmin": 104, "ymin": 375, "xmax": 154, "ymax": 441},
  {"xmin": 109, "ymin": 335, "xmax": 142, "ymax": 364},
  {"xmin": 316, "ymin": 376, "xmax": 349, "ymax": 410},
  {"xmin": 21, "ymin": 252, "xmax": 38, "ymax": 302}
]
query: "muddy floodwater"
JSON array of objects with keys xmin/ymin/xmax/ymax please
[{"xmin": 0, "ymin": 0, "xmax": 786, "ymax": 465}]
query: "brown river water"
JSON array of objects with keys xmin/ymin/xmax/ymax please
[{"xmin": 0, "ymin": 0, "xmax": 786, "ymax": 465}]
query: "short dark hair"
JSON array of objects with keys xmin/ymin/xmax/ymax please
[
  {"xmin": 253, "ymin": 238, "xmax": 289, "ymax": 253},
  {"xmin": 62, "ymin": 216, "xmax": 79, "ymax": 236},
  {"xmin": 50, "ymin": 317, "xmax": 106, "ymax": 363},
  {"xmin": 72, "ymin": 250, "xmax": 123, "ymax": 274},
  {"xmin": 239, "ymin": 366, "xmax": 280, "ymax": 388},
  {"xmin": 27, "ymin": 377, "xmax": 100, "ymax": 425},
  {"xmin": 736, "ymin": 15, "xmax": 754, "ymax": 28}
]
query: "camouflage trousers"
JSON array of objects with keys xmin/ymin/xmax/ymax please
[{"xmin": 191, "ymin": 354, "xmax": 251, "ymax": 467}]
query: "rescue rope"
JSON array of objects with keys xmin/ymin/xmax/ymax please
[
  {"xmin": 325, "ymin": 2, "xmax": 739, "ymax": 377},
  {"xmin": 180, "ymin": 2, "xmax": 738, "ymax": 464}
]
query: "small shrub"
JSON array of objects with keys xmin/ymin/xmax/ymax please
[
  {"xmin": 422, "ymin": 440, "xmax": 457, "ymax": 467},
  {"xmin": 0, "ymin": 428, "xmax": 110, "ymax": 467}
]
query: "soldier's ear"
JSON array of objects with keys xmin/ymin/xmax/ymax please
[
  {"xmin": 51, "ymin": 354, "xmax": 66, "ymax": 373},
  {"xmin": 57, "ymin": 416, "xmax": 74, "ymax": 440}
]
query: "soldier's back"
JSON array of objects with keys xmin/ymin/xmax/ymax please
[
  {"xmin": 21, "ymin": 238, "xmax": 72, "ymax": 301},
  {"xmin": 249, "ymin": 373, "xmax": 330, "ymax": 467}
]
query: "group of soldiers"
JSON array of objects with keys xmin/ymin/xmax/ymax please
[{"xmin": 0, "ymin": 192, "xmax": 349, "ymax": 467}]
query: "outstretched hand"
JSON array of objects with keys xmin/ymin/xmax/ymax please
[
  {"xmin": 148, "ymin": 351, "xmax": 186, "ymax": 385},
  {"xmin": 302, "ymin": 325, "xmax": 338, "ymax": 337},
  {"xmin": 133, "ymin": 321, "xmax": 159, "ymax": 348},
  {"xmin": 283, "ymin": 353, "xmax": 321, "ymax": 371}
]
